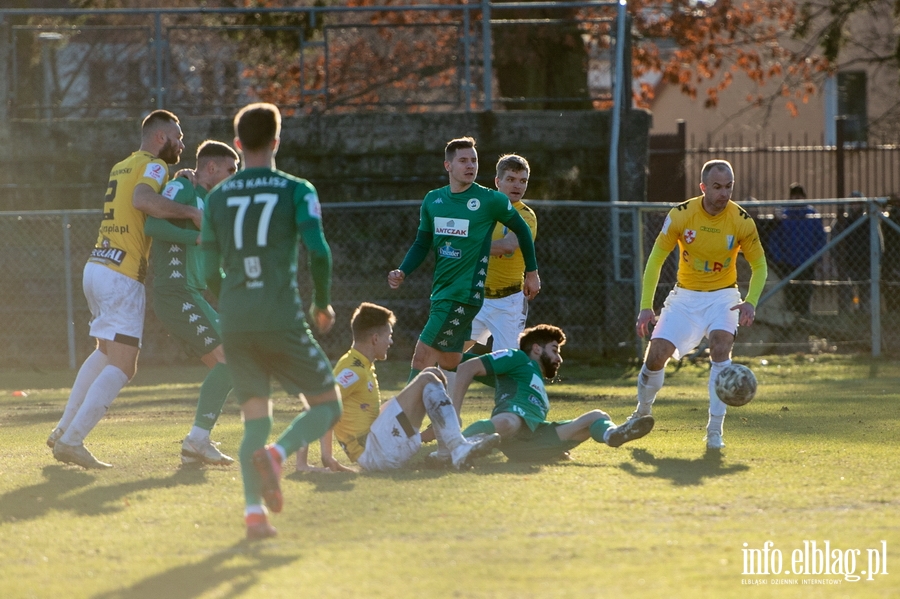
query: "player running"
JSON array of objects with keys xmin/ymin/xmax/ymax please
[
  {"xmin": 202, "ymin": 103, "xmax": 341, "ymax": 540},
  {"xmin": 633, "ymin": 159, "xmax": 768, "ymax": 450},
  {"xmin": 145, "ymin": 140, "xmax": 239, "ymax": 466}
]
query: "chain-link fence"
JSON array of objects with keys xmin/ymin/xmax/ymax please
[{"xmin": 0, "ymin": 197, "xmax": 895, "ymax": 369}]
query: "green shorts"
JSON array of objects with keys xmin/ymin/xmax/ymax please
[
  {"xmin": 499, "ymin": 420, "xmax": 581, "ymax": 463},
  {"xmin": 222, "ymin": 324, "xmax": 336, "ymax": 404},
  {"xmin": 152, "ymin": 286, "xmax": 222, "ymax": 357},
  {"xmin": 492, "ymin": 399, "xmax": 547, "ymax": 433},
  {"xmin": 419, "ymin": 300, "xmax": 480, "ymax": 353}
]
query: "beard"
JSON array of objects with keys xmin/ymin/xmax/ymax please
[
  {"xmin": 158, "ymin": 139, "xmax": 181, "ymax": 165},
  {"xmin": 539, "ymin": 353, "xmax": 559, "ymax": 379}
]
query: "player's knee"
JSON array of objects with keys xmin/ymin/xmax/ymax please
[{"xmin": 417, "ymin": 367, "xmax": 446, "ymax": 388}]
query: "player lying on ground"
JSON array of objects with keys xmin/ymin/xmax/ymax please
[
  {"xmin": 303, "ymin": 302, "xmax": 500, "ymax": 472},
  {"xmin": 441, "ymin": 324, "xmax": 655, "ymax": 464}
]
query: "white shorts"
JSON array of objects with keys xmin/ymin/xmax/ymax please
[
  {"xmin": 356, "ymin": 398, "xmax": 421, "ymax": 471},
  {"xmin": 470, "ymin": 291, "xmax": 528, "ymax": 351},
  {"xmin": 83, "ymin": 261, "xmax": 145, "ymax": 347},
  {"xmin": 652, "ymin": 286, "xmax": 741, "ymax": 360}
]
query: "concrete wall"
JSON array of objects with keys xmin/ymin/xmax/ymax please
[{"xmin": 1, "ymin": 110, "xmax": 650, "ymax": 210}]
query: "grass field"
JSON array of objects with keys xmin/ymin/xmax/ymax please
[{"xmin": 0, "ymin": 355, "xmax": 897, "ymax": 599}]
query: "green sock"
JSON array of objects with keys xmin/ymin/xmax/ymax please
[
  {"xmin": 589, "ymin": 418, "xmax": 614, "ymax": 443},
  {"xmin": 462, "ymin": 419, "xmax": 496, "ymax": 438},
  {"xmin": 407, "ymin": 368, "xmax": 422, "ymax": 384},
  {"xmin": 240, "ymin": 416, "xmax": 272, "ymax": 507},
  {"xmin": 193, "ymin": 362, "xmax": 232, "ymax": 431},
  {"xmin": 275, "ymin": 400, "xmax": 342, "ymax": 457}
]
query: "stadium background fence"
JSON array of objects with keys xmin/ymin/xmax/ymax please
[{"xmin": 2, "ymin": 197, "xmax": 898, "ymax": 370}]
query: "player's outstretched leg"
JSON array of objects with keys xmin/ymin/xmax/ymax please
[{"xmin": 605, "ymin": 415, "xmax": 655, "ymax": 448}]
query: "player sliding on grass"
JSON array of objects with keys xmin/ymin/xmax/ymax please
[
  {"xmin": 442, "ymin": 324, "xmax": 654, "ymax": 464},
  {"xmin": 299, "ymin": 302, "xmax": 500, "ymax": 473}
]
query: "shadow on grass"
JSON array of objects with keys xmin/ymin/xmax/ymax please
[
  {"xmin": 0, "ymin": 465, "xmax": 207, "ymax": 522},
  {"xmin": 92, "ymin": 540, "xmax": 299, "ymax": 599},
  {"xmin": 618, "ymin": 448, "xmax": 750, "ymax": 486}
]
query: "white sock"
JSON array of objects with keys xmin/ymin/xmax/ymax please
[
  {"xmin": 708, "ymin": 360, "xmax": 730, "ymax": 435},
  {"xmin": 422, "ymin": 382, "xmax": 465, "ymax": 453},
  {"xmin": 57, "ymin": 349, "xmax": 109, "ymax": 432},
  {"xmin": 636, "ymin": 364, "xmax": 664, "ymax": 413},
  {"xmin": 187, "ymin": 426, "xmax": 211, "ymax": 442},
  {"xmin": 60, "ymin": 365, "xmax": 128, "ymax": 445},
  {"xmin": 245, "ymin": 504, "xmax": 265, "ymax": 517}
]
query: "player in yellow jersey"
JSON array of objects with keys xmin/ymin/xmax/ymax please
[
  {"xmin": 49, "ymin": 110, "xmax": 202, "ymax": 469},
  {"xmin": 633, "ymin": 159, "xmax": 768, "ymax": 450},
  {"xmin": 305, "ymin": 302, "xmax": 500, "ymax": 472},
  {"xmin": 466, "ymin": 154, "xmax": 537, "ymax": 353}
]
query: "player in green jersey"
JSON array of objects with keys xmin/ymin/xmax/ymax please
[
  {"xmin": 388, "ymin": 137, "xmax": 541, "ymax": 385},
  {"xmin": 440, "ymin": 324, "xmax": 655, "ymax": 464},
  {"xmin": 145, "ymin": 140, "xmax": 239, "ymax": 466},
  {"xmin": 201, "ymin": 103, "xmax": 341, "ymax": 541}
]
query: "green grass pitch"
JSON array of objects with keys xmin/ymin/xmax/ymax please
[{"xmin": 0, "ymin": 355, "xmax": 897, "ymax": 598}]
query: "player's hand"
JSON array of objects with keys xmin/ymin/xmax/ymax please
[
  {"xmin": 635, "ymin": 309, "xmax": 657, "ymax": 338},
  {"xmin": 322, "ymin": 455, "xmax": 356, "ymax": 473},
  {"xmin": 173, "ymin": 168, "xmax": 198, "ymax": 185},
  {"xmin": 732, "ymin": 302, "xmax": 756, "ymax": 327},
  {"xmin": 189, "ymin": 206, "xmax": 203, "ymax": 230},
  {"xmin": 523, "ymin": 270, "xmax": 541, "ymax": 299},
  {"xmin": 388, "ymin": 269, "xmax": 405, "ymax": 289},
  {"xmin": 295, "ymin": 461, "xmax": 331, "ymax": 473},
  {"xmin": 310, "ymin": 304, "xmax": 336, "ymax": 334}
]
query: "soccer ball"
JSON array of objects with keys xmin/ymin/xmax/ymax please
[{"xmin": 714, "ymin": 364, "xmax": 757, "ymax": 407}]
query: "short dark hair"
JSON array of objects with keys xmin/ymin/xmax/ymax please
[
  {"xmin": 445, "ymin": 137, "xmax": 476, "ymax": 162},
  {"xmin": 141, "ymin": 110, "xmax": 179, "ymax": 135},
  {"xmin": 196, "ymin": 140, "xmax": 239, "ymax": 168},
  {"xmin": 519, "ymin": 324, "xmax": 566, "ymax": 352},
  {"xmin": 496, "ymin": 154, "xmax": 530, "ymax": 179},
  {"xmin": 234, "ymin": 103, "xmax": 281, "ymax": 152},
  {"xmin": 789, "ymin": 183, "xmax": 806, "ymax": 198},
  {"xmin": 351, "ymin": 302, "xmax": 396, "ymax": 339}
]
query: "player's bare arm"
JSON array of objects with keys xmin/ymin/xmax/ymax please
[
  {"xmin": 523, "ymin": 270, "xmax": 541, "ymax": 299},
  {"xmin": 387, "ymin": 269, "xmax": 405, "ymax": 289},
  {"xmin": 490, "ymin": 232, "xmax": 519, "ymax": 256},
  {"xmin": 635, "ymin": 308, "xmax": 657, "ymax": 338},
  {"xmin": 133, "ymin": 183, "xmax": 202, "ymax": 228},
  {"xmin": 450, "ymin": 358, "xmax": 486, "ymax": 413}
]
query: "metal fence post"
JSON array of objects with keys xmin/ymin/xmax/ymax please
[
  {"xmin": 870, "ymin": 199, "xmax": 882, "ymax": 357},
  {"xmin": 481, "ymin": 0, "xmax": 492, "ymax": 111},
  {"xmin": 63, "ymin": 213, "xmax": 77, "ymax": 368},
  {"xmin": 154, "ymin": 11, "xmax": 164, "ymax": 108}
]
